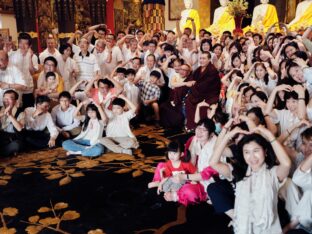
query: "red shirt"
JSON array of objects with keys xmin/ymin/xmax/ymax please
[{"xmin": 163, "ymin": 160, "xmax": 196, "ymax": 178}]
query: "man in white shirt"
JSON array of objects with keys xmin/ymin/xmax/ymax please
[
  {"xmin": 39, "ymin": 36, "xmax": 63, "ymax": 66},
  {"xmin": 130, "ymin": 57, "xmax": 142, "ymax": 72},
  {"xmin": 0, "ymin": 50, "xmax": 27, "ymax": 107},
  {"xmin": 101, "ymin": 34, "xmax": 124, "ymax": 77},
  {"xmin": 23, "ymin": 95, "xmax": 59, "ymax": 149},
  {"xmin": 92, "ymin": 39, "xmax": 107, "ymax": 77},
  {"xmin": 73, "ymin": 38, "xmax": 100, "ymax": 89},
  {"xmin": 123, "ymin": 38, "xmax": 142, "ymax": 63},
  {"xmin": 9, "ymin": 32, "xmax": 38, "ymax": 108},
  {"xmin": 0, "ymin": 90, "xmax": 25, "ymax": 156},
  {"xmin": 51, "ymin": 91, "xmax": 81, "ymax": 144},
  {"xmin": 143, "ymin": 40, "xmax": 160, "ymax": 64},
  {"xmin": 135, "ymin": 54, "xmax": 165, "ymax": 87}
]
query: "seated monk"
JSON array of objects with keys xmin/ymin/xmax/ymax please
[
  {"xmin": 244, "ymin": 0, "xmax": 278, "ymax": 33},
  {"xmin": 288, "ymin": 0, "xmax": 312, "ymax": 31},
  {"xmin": 179, "ymin": 0, "xmax": 200, "ymax": 36},
  {"xmin": 207, "ymin": 0, "xmax": 235, "ymax": 36}
]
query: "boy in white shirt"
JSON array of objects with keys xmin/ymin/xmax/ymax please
[
  {"xmin": 98, "ymin": 94, "xmax": 138, "ymax": 155},
  {"xmin": 124, "ymin": 69, "xmax": 140, "ymax": 108},
  {"xmin": 51, "ymin": 91, "xmax": 81, "ymax": 143}
]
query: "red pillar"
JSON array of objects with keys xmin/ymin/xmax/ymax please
[{"xmin": 106, "ymin": 0, "xmax": 115, "ymax": 34}]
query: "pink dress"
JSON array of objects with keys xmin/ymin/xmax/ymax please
[{"xmin": 151, "ymin": 136, "xmax": 218, "ymax": 206}]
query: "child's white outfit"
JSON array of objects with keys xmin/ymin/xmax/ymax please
[
  {"xmin": 124, "ymin": 80, "xmax": 140, "ymax": 107},
  {"xmin": 98, "ymin": 109, "xmax": 138, "ymax": 154}
]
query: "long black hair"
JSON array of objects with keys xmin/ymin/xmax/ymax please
[
  {"xmin": 254, "ymin": 62, "xmax": 269, "ymax": 84},
  {"xmin": 82, "ymin": 103, "xmax": 101, "ymax": 131},
  {"xmin": 232, "ymin": 133, "xmax": 277, "ymax": 183},
  {"xmin": 247, "ymin": 107, "xmax": 266, "ymax": 127}
]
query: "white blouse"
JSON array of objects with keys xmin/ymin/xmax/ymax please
[
  {"xmin": 75, "ymin": 118, "xmax": 104, "ymax": 145},
  {"xmin": 292, "ymin": 166, "xmax": 312, "ymax": 231},
  {"xmin": 189, "ymin": 135, "xmax": 218, "ymax": 190},
  {"xmin": 234, "ymin": 166, "xmax": 285, "ymax": 234}
]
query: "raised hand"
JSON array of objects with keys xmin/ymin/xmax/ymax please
[
  {"xmin": 251, "ymin": 125, "xmax": 275, "ymax": 141},
  {"xmin": 197, "ymin": 100, "xmax": 210, "ymax": 108}
]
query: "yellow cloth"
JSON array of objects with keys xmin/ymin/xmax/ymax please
[
  {"xmin": 244, "ymin": 4, "xmax": 278, "ymax": 33},
  {"xmin": 181, "ymin": 9, "xmax": 200, "ymax": 36},
  {"xmin": 56, "ymin": 75, "xmax": 64, "ymax": 94},
  {"xmin": 207, "ymin": 10, "xmax": 235, "ymax": 36},
  {"xmin": 262, "ymin": 4, "xmax": 279, "ymax": 30},
  {"xmin": 289, "ymin": 3, "xmax": 312, "ymax": 31}
]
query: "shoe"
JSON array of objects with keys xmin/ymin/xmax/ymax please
[{"xmin": 122, "ymin": 149, "xmax": 132, "ymax": 155}]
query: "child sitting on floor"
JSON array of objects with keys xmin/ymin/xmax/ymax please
[
  {"xmin": 62, "ymin": 100, "xmax": 106, "ymax": 157},
  {"xmin": 135, "ymin": 70, "xmax": 162, "ymax": 125},
  {"xmin": 98, "ymin": 94, "xmax": 139, "ymax": 155},
  {"xmin": 148, "ymin": 141, "xmax": 197, "ymax": 195}
]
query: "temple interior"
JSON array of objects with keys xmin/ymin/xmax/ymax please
[{"xmin": 0, "ymin": 0, "xmax": 312, "ymax": 233}]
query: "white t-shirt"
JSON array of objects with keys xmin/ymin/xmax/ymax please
[
  {"xmin": 0, "ymin": 64, "xmax": 26, "ymax": 106},
  {"xmin": 105, "ymin": 110, "xmax": 136, "ymax": 138},
  {"xmin": 57, "ymin": 57, "xmax": 79, "ymax": 91},
  {"xmin": 93, "ymin": 50, "xmax": 108, "ymax": 78},
  {"xmin": 51, "ymin": 104, "xmax": 80, "ymax": 131},
  {"xmin": 39, "ymin": 48, "xmax": 63, "ymax": 66},
  {"xmin": 167, "ymin": 68, "xmax": 179, "ymax": 89},
  {"xmin": 136, "ymin": 66, "xmax": 165, "ymax": 86},
  {"xmin": 72, "ymin": 44, "xmax": 95, "ymax": 55},
  {"xmin": 101, "ymin": 46, "xmax": 124, "ymax": 77},
  {"xmin": 24, "ymin": 107, "xmax": 59, "ymax": 138},
  {"xmin": 73, "ymin": 52, "xmax": 100, "ymax": 85},
  {"xmin": 9, "ymin": 49, "xmax": 38, "ymax": 94},
  {"xmin": 75, "ymin": 117, "xmax": 104, "ymax": 145},
  {"xmin": 123, "ymin": 81, "xmax": 140, "ymax": 107},
  {"xmin": 271, "ymin": 109, "xmax": 300, "ymax": 134}
]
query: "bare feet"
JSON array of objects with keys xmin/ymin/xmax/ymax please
[
  {"xmin": 148, "ymin": 181, "xmax": 159, "ymax": 188},
  {"xmin": 164, "ymin": 191, "xmax": 178, "ymax": 202}
]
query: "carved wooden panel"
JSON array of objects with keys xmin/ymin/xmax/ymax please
[
  {"xmin": 54, "ymin": 0, "xmax": 75, "ymax": 44},
  {"xmin": 88, "ymin": 0, "xmax": 106, "ymax": 25},
  {"xmin": 37, "ymin": 0, "xmax": 56, "ymax": 48},
  {"xmin": 75, "ymin": 0, "xmax": 92, "ymax": 33},
  {"xmin": 0, "ymin": 0, "xmax": 14, "ymax": 13}
]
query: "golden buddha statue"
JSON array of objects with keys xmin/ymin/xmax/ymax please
[
  {"xmin": 288, "ymin": 0, "xmax": 312, "ymax": 31},
  {"xmin": 179, "ymin": 0, "xmax": 200, "ymax": 35},
  {"xmin": 207, "ymin": 0, "xmax": 235, "ymax": 36},
  {"xmin": 245, "ymin": 0, "xmax": 279, "ymax": 33}
]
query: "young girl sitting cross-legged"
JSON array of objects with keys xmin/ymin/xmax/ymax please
[
  {"xmin": 62, "ymin": 100, "xmax": 106, "ymax": 157},
  {"xmin": 148, "ymin": 141, "xmax": 197, "ymax": 195}
]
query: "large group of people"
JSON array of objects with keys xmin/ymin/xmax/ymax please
[{"xmin": 1, "ymin": 10, "xmax": 312, "ymax": 233}]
